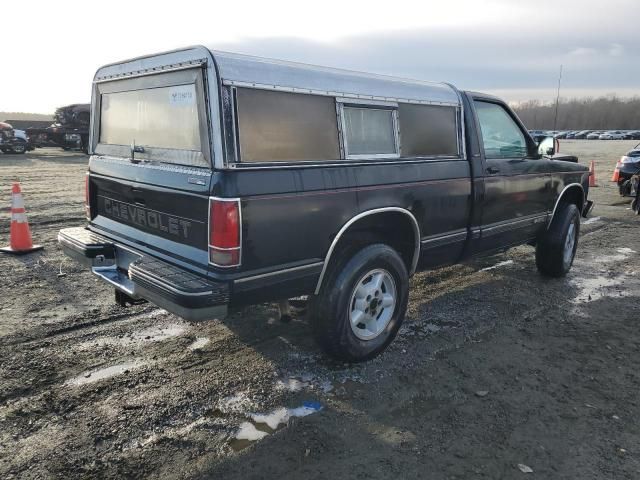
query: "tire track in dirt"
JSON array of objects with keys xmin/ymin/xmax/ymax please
[{"xmin": 3, "ymin": 144, "xmax": 640, "ymax": 479}]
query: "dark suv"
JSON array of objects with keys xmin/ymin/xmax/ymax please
[{"xmin": 59, "ymin": 47, "xmax": 592, "ymax": 361}]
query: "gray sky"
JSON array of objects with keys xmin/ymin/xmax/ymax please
[{"xmin": 3, "ymin": 0, "xmax": 638, "ymax": 113}]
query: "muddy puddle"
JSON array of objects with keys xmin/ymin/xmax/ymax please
[
  {"xmin": 480, "ymin": 259, "xmax": 514, "ymax": 271},
  {"xmin": 230, "ymin": 403, "xmax": 322, "ymax": 451},
  {"xmin": 66, "ymin": 360, "xmax": 147, "ymax": 386},
  {"xmin": 78, "ymin": 321, "xmax": 188, "ymax": 349},
  {"xmin": 187, "ymin": 337, "xmax": 210, "ymax": 351},
  {"xmin": 571, "ymin": 247, "xmax": 637, "ymax": 304}
]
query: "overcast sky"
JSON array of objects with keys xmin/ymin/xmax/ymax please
[{"xmin": 3, "ymin": 0, "xmax": 638, "ymax": 113}]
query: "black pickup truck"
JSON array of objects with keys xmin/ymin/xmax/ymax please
[{"xmin": 59, "ymin": 47, "xmax": 592, "ymax": 361}]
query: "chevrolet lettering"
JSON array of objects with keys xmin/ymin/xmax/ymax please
[{"xmin": 102, "ymin": 197, "xmax": 192, "ymax": 239}]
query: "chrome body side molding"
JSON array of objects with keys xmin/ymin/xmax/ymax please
[
  {"xmin": 548, "ymin": 183, "xmax": 585, "ymax": 229},
  {"xmin": 314, "ymin": 207, "xmax": 421, "ymax": 295}
]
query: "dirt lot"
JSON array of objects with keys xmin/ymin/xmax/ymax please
[{"xmin": 1, "ymin": 141, "xmax": 639, "ymax": 479}]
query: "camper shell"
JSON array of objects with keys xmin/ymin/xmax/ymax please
[
  {"xmin": 59, "ymin": 46, "xmax": 591, "ymax": 361},
  {"xmin": 89, "ymin": 46, "xmax": 463, "ymax": 168}
]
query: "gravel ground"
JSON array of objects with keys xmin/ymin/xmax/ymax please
[{"xmin": 1, "ymin": 141, "xmax": 639, "ymax": 479}]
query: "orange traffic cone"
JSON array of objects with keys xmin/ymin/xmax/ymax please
[
  {"xmin": 0, "ymin": 183, "xmax": 43, "ymax": 254},
  {"xmin": 611, "ymin": 160, "xmax": 621, "ymax": 182},
  {"xmin": 589, "ymin": 161, "xmax": 597, "ymax": 187}
]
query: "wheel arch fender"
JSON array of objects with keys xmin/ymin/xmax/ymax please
[
  {"xmin": 548, "ymin": 183, "xmax": 584, "ymax": 229},
  {"xmin": 314, "ymin": 207, "xmax": 421, "ymax": 295}
]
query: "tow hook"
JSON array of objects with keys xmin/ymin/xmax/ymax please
[{"xmin": 115, "ymin": 289, "xmax": 147, "ymax": 307}]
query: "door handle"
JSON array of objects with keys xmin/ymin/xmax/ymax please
[{"xmin": 486, "ymin": 166, "xmax": 500, "ymax": 174}]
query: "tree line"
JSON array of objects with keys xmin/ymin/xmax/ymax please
[
  {"xmin": 0, "ymin": 112, "xmax": 53, "ymax": 122},
  {"xmin": 513, "ymin": 96, "xmax": 640, "ymax": 130}
]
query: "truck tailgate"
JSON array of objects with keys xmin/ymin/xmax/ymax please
[{"xmin": 89, "ymin": 163, "xmax": 211, "ymax": 267}]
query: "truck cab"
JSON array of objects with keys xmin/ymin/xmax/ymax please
[{"xmin": 59, "ymin": 46, "xmax": 591, "ymax": 361}]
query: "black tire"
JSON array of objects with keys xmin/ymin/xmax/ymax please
[
  {"xmin": 11, "ymin": 143, "xmax": 26, "ymax": 154},
  {"xmin": 309, "ymin": 243, "xmax": 409, "ymax": 362},
  {"xmin": 81, "ymin": 136, "xmax": 89, "ymax": 154},
  {"xmin": 619, "ymin": 180, "xmax": 631, "ymax": 197},
  {"xmin": 535, "ymin": 203, "xmax": 580, "ymax": 277}
]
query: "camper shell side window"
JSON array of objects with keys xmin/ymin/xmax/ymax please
[
  {"xmin": 227, "ymin": 87, "xmax": 461, "ymax": 166},
  {"xmin": 234, "ymin": 88, "xmax": 341, "ymax": 163},
  {"xmin": 337, "ymin": 99, "xmax": 400, "ymax": 160}
]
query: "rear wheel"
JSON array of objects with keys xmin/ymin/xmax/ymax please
[
  {"xmin": 535, "ymin": 203, "xmax": 580, "ymax": 277},
  {"xmin": 11, "ymin": 142, "xmax": 26, "ymax": 154},
  {"xmin": 309, "ymin": 243, "xmax": 409, "ymax": 362}
]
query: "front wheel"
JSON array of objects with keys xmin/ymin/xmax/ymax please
[
  {"xmin": 309, "ymin": 244, "xmax": 409, "ymax": 362},
  {"xmin": 536, "ymin": 203, "xmax": 580, "ymax": 277}
]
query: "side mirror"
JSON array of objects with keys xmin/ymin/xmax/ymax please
[{"xmin": 537, "ymin": 136, "xmax": 559, "ymax": 156}]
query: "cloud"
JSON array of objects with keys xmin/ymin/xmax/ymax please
[
  {"xmin": 1, "ymin": 0, "xmax": 639, "ymax": 111},
  {"xmin": 569, "ymin": 47, "xmax": 598, "ymax": 56},
  {"xmin": 213, "ymin": 23, "xmax": 640, "ymax": 101},
  {"xmin": 609, "ymin": 43, "xmax": 624, "ymax": 57}
]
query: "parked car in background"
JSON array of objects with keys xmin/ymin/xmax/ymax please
[
  {"xmin": 529, "ymin": 130, "xmax": 548, "ymax": 143},
  {"xmin": 614, "ymin": 142, "xmax": 640, "ymax": 196},
  {"xmin": 622, "ymin": 131, "xmax": 640, "ymax": 140},
  {"xmin": 587, "ymin": 132, "xmax": 602, "ymax": 140},
  {"xmin": 59, "ymin": 47, "xmax": 593, "ymax": 361},
  {"xmin": 26, "ymin": 104, "xmax": 90, "ymax": 153},
  {"xmin": 574, "ymin": 130, "xmax": 591, "ymax": 139},
  {"xmin": 0, "ymin": 122, "xmax": 28, "ymax": 154},
  {"xmin": 600, "ymin": 131, "xmax": 625, "ymax": 140},
  {"xmin": 13, "ymin": 129, "xmax": 35, "ymax": 151}
]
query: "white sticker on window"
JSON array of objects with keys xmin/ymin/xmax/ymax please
[{"xmin": 169, "ymin": 85, "xmax": 195, "ymax": 106}]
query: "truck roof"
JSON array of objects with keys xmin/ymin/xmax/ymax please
[{"xmin": 94, "ymin": 45, "xmax": 461, "ymax": 107}]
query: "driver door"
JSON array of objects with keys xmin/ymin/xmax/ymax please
[{"xmin": 471, "ymin": 97, "xmax": 551, "ymax": 251}]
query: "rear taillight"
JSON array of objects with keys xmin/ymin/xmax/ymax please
[
  {"xmin": 84, "ymin": 173, "xmax": 91, "ymax": 220},
  {"xmin": 208, "ymin": 197, "xmax": 241, "ymax": 267}
]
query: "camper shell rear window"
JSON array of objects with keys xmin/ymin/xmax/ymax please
[{"xmin": 94, "ymin": 69, "xmax": 210, "ymax": 168}]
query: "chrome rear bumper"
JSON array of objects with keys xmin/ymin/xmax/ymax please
[{"xmin": 58, "ymin": 227, "xmax": 228, "ymax": 321}]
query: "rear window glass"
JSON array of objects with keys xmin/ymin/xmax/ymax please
[
  {"xmin": 100, "ymin": 84, "xmax": 200, "ymax": 151},
  {"xmin": 398, "ymin": 104, "xmax": 458, "ymax": 157},
  {"xmin": 236, "ymin": 88, "xmax": 340, "ymax": 162}
]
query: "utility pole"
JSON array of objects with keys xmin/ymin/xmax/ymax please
[{"xmin": 553, "ymin": 65, "xmax": 563, "ymax": 131}]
